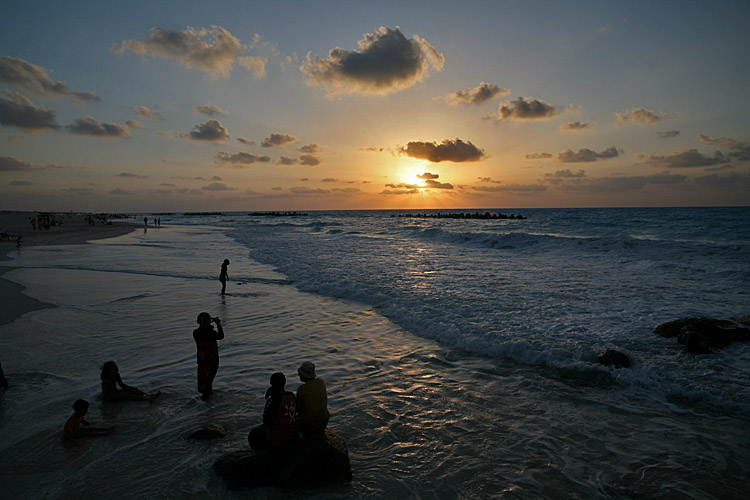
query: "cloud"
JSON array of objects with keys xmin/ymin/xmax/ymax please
[
  {"xmin": 113, "ymin": 25, "xmax": 244, "ymax": 79},
  {"xmin": 545, "ymin": 169, "xmax": 586, "ymax": 180},
  {"xmin": 179, "ymin": 119, "xmax": 229, "ymax": 142},
  {"xmin": 524, "ymin": 152, "xmax": 553, "ymax": 160},
  {"xmin": 477, "ymin": 177, "xmax": 503, "ymax": 184},
  {"xmin": 381, "ymin": 188, "xmax": 418, "ymax": 195},
  {"xmin": 640, "ymin": 149, "xmax": 729, "ymax": 168},
  {"xmin": 657, "ymin": 129, "xmax": 680, "ymax": 139},
  {"xmin": 194, "ymin": 103, "xmax": 228, "ymax": 116},
  {"xmin": 559, "ymin": 173, "xmax": 687, "ymax": 192},
  {"xmin": 109, "ymin": 188, "xmax": 132, "ymax": 195},
  {"xmin": 557, "ymin": 146, "xmax": 621, "ymax": 163},
  {"xmin": 359, "ymin": 146, "xmax": 384, "ymax": 152},
  {"xmin": 560, "ymin": 121, "xmax": 592, "ymax": 131},
  {"xmin": 472, "ymin": 183, "xmax": 547, "ymax": 192},
  {"xmin": 211, "ymin": 175, "xmax": 222, "ymax": 181},
  {"xmin": 277, "ymin": 156, "xmax": 298, "ymax": 165},
  {"xmin": 238, "ymin": 56, "xmax": 267, "ymax": 78},
  {"xmin": 118, "ymin": 172, "xmax": 148, "ymax": 178},
  {"xmin": 299, "ymin": 154, "xmax": 322, "ymax": 166},
  {"xmin": 0, "ymin": 156, "xmax": 37, "ymax": 171},
  {"xmin": 202, "ymin": 182, "xmax": 237, "ymax": 191},
  {"xmin": 496, "ymin": 97, "xmax": 558, "ymax": 121},
  {"xmin": 320, "ymin": 177, "xmax": 338, "ymax": 183},
  {"xmin": 215, "ymin": 151, "xmax": 271, "ymax": 167},
  {"xmin": 694, "ymin": 172, "xmax": 750, "ymax": 189},
  {"xmin": 0, "ymin": 56, "xmax": 101, "ymax": 102},
  {"xmin": 300, "ymin": 26, "xmax": 444, "ymax": 96},
  {"xmin": 0, "ymin": 90, "xmax": 59, "ymax": 132},
  {"xmin": 443, "ymin": 82, "xmax": 509, "ymax": 106},
  {"xmin": 236, "ymin": 137, "xmax": 255, "ymax": 145},
  {"xmin": 399, "ymin": 138, "xmax": 486, "ymax": 163},
  {"xmin": 126, "ymin": 120, "xmax": 144, "ymax": 129},
  {"xmin": 417, "ymin": 172, "xmax": 439, "ymax": 180},
  {"xmin": 298, "ymin": 143, "xmax": 320, "ymax": 153},
  {"xmin": 424, "ymin": 179, "xmax": 453, "ymax": 189},
  {"xmin": 66, "ymin": 116, "xmax": 131, "ymax": 138},
  {"xmin": 698, "ymin": 134, "xmax": 750, "ymax": 161},
  {"xmin": 261, "ymin": 132, "xmax": 298, "ymax": 147},
  {"xmin": 615, "ymin": 107, "xmax": 668, "ymax": 125},
  {"xmin": 289, "ymin": 186, "xmax": 329, "ymax": 195},
  {"xmin": 134, "ymin": 106, "xmax": 163, "ymax": 120},
  {"xmin": 62, "ymin": 187, "xmax": 96, "ymax": 196},
  {"xmin": 10, "ymin": 180, "xmax": 33, "ymax": 186}
]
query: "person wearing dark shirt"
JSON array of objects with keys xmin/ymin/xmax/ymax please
[
  {"xmin": 192, "ymin": 312, "xmax": 224, "ymax": 400},
  {"xmin": 248, "ymin": 372, "xmax": 299, "ymax": 449}
]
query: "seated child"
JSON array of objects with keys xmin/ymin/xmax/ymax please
[
  {"xmin": 63, "ymin": 399, "xmax": 115, "ymax": 441},
  {"xmin": 101, "ymin": 361, "xmax": 160, "ymax": 402},
  {"xmin": 248, "ymin": 372, "xmax": 299, "ymax": 450}
]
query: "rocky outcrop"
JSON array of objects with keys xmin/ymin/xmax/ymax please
[
  {"xmin": 187, "ymin": 424, "xmax": 227, "ymax": 440},
  {"xmin": 214, "ymin": 429, "xmax": 351, "ymax": 490},
  {"xmin": 597, "ymin": 349, "xmax": 631, "ymax": 368},
  {"xmin": 653, "ymin": 317, "xmax": 750, "ymax": 354}
]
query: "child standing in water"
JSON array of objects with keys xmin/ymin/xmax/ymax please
[
  {"xmin": 100, "ymin": 361, "xmax": 160, "ymax": 402},
  {"xmin": 63, "ymin": 399, "xmax": 115, "ymax": 441},
  {"xmin": 193, "ymin": 312, "xmax": 224, "ymax": 400},
  {"xmin": 219, "ymin": 259, "xmax": 230, "ymax": 295}
]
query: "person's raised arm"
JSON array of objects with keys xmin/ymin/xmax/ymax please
[{"xmin": 214, "ymin": 318, "xmax": 225, "ymax": 340}]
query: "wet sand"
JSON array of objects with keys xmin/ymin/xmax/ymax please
[{"xmin": 0, "ymin": 211, "xmax": 137, "ymax": 326}]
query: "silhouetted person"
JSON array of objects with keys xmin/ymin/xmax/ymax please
[
  {"xmin": 143, "ymin": 216, "xmax": 148, "ymax": 227},
  {"xmin": 0, "ymin": 360, "xmax": 8, "ymax": 388},
  {"xmin": 219, "ymin": 259, "xmax": 229, "ymax": 295},
  {"xmin": 63, "ymin": 399, "xmax": 115, "ymax": 442},
  {"xmin": 248, "ymin": 372, "xmax": 299, "ymax": 450},
  {"xmin": 193, "ymin": 312, "xmax": 224, "ymax": 400},
  {"xmin": 296, "ymin": 361, "xmax": 329, "ymax": 438},
  {"xmin": 101, "ymin": 361, "xmax": 160, "ymax": 401}
]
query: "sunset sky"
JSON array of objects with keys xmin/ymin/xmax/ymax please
[{"xmin": 1, "ymin": 0, "xmax": 749, "ymax": 211}]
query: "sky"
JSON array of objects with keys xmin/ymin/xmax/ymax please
[{"xmin": 1, "ymin": 0, "xmax": 749, "ymax": 212}]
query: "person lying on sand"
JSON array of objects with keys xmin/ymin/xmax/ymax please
[
  {"xmin": 63, "ymin": 399, "xmax": 115, "ymax": 441},
  {"xmin": 101, "ymin": 361, "xmax": 161, "ymax": 402}
]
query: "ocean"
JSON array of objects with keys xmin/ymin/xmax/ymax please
[{"xmin": 1, "ymin": 207, "xmax": 749, "ymax": 499}]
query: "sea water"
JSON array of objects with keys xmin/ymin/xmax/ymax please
[{"xmin": 1, "ymin": 207, "xmax": 749, "ymax": 499}]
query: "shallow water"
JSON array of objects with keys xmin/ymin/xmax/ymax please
[{"xmin": 1, "ymin": 210, "xmax": 749, "ymax": 499}]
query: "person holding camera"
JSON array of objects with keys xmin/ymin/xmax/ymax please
[{"xmin": 193, "ymin": 312, "xmax": 225, "ymax": 400}]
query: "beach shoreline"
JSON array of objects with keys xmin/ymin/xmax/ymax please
[{"xmin": 0, "ymin": 211, "xmax": 138, "ymax": 326}]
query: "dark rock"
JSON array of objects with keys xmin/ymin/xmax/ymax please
[
  {"xmin": 597, "ymin": 349, "xmax": 631, "ymax": 368},
  {"xmin": 214, "ymin": 429, "xmax": 351, "ymax": 490},
  {"xmin": 732, "ymin": 315, "xmax": 750, "ymax": 327},
  {"xmin": 188, "ymin": 424, "xmax": 227, "ymax": 440},
  {"xmin": 654, "ymin": 316, "xmax": 750, "ymax": 354}
]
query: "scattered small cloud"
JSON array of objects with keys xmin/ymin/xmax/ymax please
[
  {"xmin": 236, "ymin": 137, "xmax": 255, "ymax": 145},
  {"xmin": 277, "ymin": 156, "xmax": 298, "ymax": 165},
  {"xmin": 202, "ymin": 181, "xmax": 237, "ymax": 191},
  {"xmin": 698, "ymin": 134, "xmax": 749, "ymax": 161},
  {"xmin": 424, "ymin": 179, "xmax": 453, "ymax": 189},
  {"xmin": 381, "ymin": 187, "xmax": 419, "ymax": 195},
  {"xmin": 657, "ymin": 129, "xmax": 680, "ymax": 139},
  {"xmin": 557, "ymin": 146, "xmax": 621, "ymax": 163},
  {"xmin": 496, "ymin": 97, "xmax": 558, "ymax": 121},
  {"xmin": 299, "ymin": 154, "xmax": 322, "ymax": 166},
  {"xmin": 544, "ymin": 169, "xmax": 586, "ymax": 184},
  {"xmin": 261, "ymin": 132, "xmax": 298, "ymax": 147},
  {"xmin": 125, "ymin": 120, "xmax": 144, "ymax": 129},
  {"xmin": 113, "ymin": 25, "xmax": 245, "ymax": 79},
  {"xmin": 320, "ymin": 177, "xmax": 338, "ymax": 183},
  {"xmin": 0, "ymin": 56, "xmax": 101, "ymax": 102},
  {"xmin": 639, "ymin": 149, "xmax": 729, "ymax": 168},
  {"xmin": 211, "ymin": 176, "xmax": 222, "ymax": 181},
  {"xmin": 443, "ymin": 82, "xmax": 510, "ymax": 106},
  {"xmin": 194, "ymin": 103, "xmax": 228, "ymax": 116},
  {"xmin": 118, "ymin": 172, "xmax": 148, "ymax": 178},
  {"xmin": 67, "ymin": 116, "xmax": 131, "ymax": 138},
  {"xmin": 215, "ymin": 151, "xmax": 271, "ymax": 167},
  {"xmin": 560, "ymin": 121, "xmax": 592, "ymax": 132},
  {"xmin": 289, "ymin": 186, "xmax": 329, "ymax": 195},
  {"xmin": 0, "ymin": 90, "xmax": 60, "ymax": 132},
  {"xmin": 298, "ymin": 143, "xmax": 320, "ymax": 153},
  {"xmin": 615, "ymin": 107, "xmax": 669, "ymax": 126},
  {"xmin": 477, "ymin": 177, "xmax": 503, "ymax": 184},
  {"xmin": 179, "ymin": 119, "xmax": 229, "ymax": 143},
  {"xmin": 359, "ymin": 146, "xmax": 384, "ymax": 152},
  {"xmin": 524, "ymin": 152, "xmax": 553, "ymax": 160},
  {"xmin": 10, "ymin": 180, "xmax": 33, "ymax": 186},
  {"xmin": 417, "ymin": 172, "xmax": 439, "ymax": 180},
  {"xmin": 399, "ymin": 138, "xmax": 486, "ymax": 163},
  {"xmin": 472, "ymin": 183, "xmax": 547, "ymax": 193},
  {"xmin": 300, "ymin": 26, "xmax": 444, "ymax": 96},
  {"xmin": 238, "ymin": 55, "xmax": 267, "ymax": 78},
  {"xmin": 134, "ymin": 106, "xmax": 163, "ymax": 121}
]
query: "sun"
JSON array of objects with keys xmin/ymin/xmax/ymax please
[{"xmin": 398, "ymin": 162, "xmax": 428, "ymax": 187}]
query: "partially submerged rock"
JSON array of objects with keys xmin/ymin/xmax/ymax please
[
  {"xmin": 187, "ymin": 424, "xmax": 227, "ymax": 440},
  {"xmin": 214, "ymin": 429, "xmax": 351, "ymax": 490},
  {"xmin": 597, "ymin": 349, "xmax": 631, "ymax": 368},
  {"xmin": 653, "ymin": 317, "xmax": 750, "ymax": 354}
]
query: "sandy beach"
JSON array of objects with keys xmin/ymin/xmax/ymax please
[{"xmin": 0, "ymin": 211, "xmax": 137, "ymax": 326}]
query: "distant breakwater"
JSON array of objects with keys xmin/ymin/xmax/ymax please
[{"xmin": 393, "ymin": 212, "xmax": 526, "ymax": 220}]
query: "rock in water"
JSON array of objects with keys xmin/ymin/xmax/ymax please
[
  {"xmin": 597, "ymin": 349, "xmax": 631, "ymax": 368},
  {"xmin": 214, "ymin": 429, "xmax": 352, "ymax": 490},
  {"xmin": 653, "ymin": 317, "xmax": 750, "ymax": 353},
  {"xmin": 187, "ymin": 424, "xmax": 227, "ymax": 440}
]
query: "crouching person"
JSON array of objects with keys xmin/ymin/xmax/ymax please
[{"xmin": 248, "ymin": 372, "xmax": 299, "ymax": 450}]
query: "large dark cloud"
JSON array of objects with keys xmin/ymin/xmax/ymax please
[
  {"xmin": 399, "ymin": 138, "xmax": 486, "ymax": 163},
  {"xmin": 0, "ymin": 90, "xmax": 59, "ymax": 132},
  {"xmin": 0, "ymin": 56, "xmax": 100, "ymax": 102},
  {"xmin": 179, "ymin": 119, "xmax": 229, "ymax": 142},
  {"xmin": 67, "ymin": 116, "xmax": 131, "ymax": 138},
  {"xmin": 215, "ymin": 151, "xmax": 271, "ymax": 167},
  {"xmin": 615, "ymin": 107, "xmax": 667, "ymax": 125},
  {"xmin": 557, "ymin": 146, "xmax": 621, "ymax": 163},
  {"xmin": 300, "ymin": 26, "xmax": 444, "ymax": 96},
  {"xmin": 444, "ymin": 82, "xmax": 509, "ymax": 106},
  {"xmin": 497, "ymin": 97, "xmax": 558, "ymax": 121},
  {"xmin": 113, "ymin": 25, "xmax": 244, "ymax": 79},
  {"xmin": 261, "ymin": 132, "xmax": 298, "ymax": 147},
  {"xmin": 640, "ymin": 149, "xmax": 729, "ymax": 168}
]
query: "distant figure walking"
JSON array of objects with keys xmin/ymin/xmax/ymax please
[
  {"xmin": 219, "ymin": 259, "xmax": 230, "ymax": 295},
  {"xmin": 193, "ymin": 312, "xmax": 224, "ymax": 400},
  {"xmin": 100, "ymin": 361, "xmax": 160, "ymax": 402},
  {"xmin": 296, "ymin": 361, "xmax": 330, "ymax": 438},
  {"xmin": 248, "ymin": 372, "xmax": 299, "ymax": 450},
  {"xmin": 63, "ymin": 399, "xmax": 115, "ymax": 442}
]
